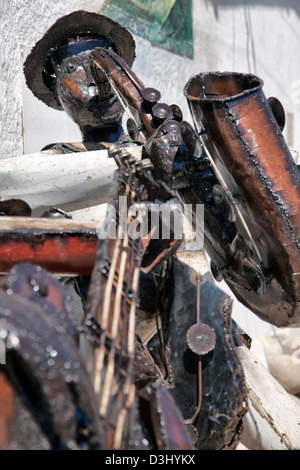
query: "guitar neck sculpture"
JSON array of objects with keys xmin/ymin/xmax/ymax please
[{"xmin": 84, "ymin": 145, "xmax": 182, "ymax": 449}]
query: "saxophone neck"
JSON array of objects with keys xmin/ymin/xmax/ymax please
[{"xmin": 90, "ymin": 48, "xmax": 174, "ymax": 141}]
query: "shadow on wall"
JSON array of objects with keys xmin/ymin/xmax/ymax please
[{"xmin": 205, "ymin": 0, "xmax": 300, "ymax": 19}]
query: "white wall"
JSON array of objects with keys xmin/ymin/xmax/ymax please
[{"xmin": 1, "ymin": 0, "xmax": 300, "ymax": 336}]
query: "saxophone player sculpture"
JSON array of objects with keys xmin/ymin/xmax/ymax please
[{"xmin": 1, "ymin": 9, "xmax": 299, "ymax": 451}]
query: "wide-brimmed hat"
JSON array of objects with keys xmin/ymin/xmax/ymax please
[{"xmin": 23, "ymin": 10, "xmax": 136, "ymax": 110}]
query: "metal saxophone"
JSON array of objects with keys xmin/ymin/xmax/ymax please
[
  {"xmin": 184, "ymin": 72, "xmax": 300, "ymax": 327},
  {"xmin": 90, "ymin": 49, "xmax": 300, "ymax": 327}
]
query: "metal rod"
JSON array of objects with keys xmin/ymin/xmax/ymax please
[
  {"xmin": 91, "ymin": 55, "xmax": 148, "ymax": 145},
  {"xmin": 184, "ymin": 273, "xmax": 202, "ymax": 425},
  {"xmin": 188, "ymin": 101, "xmax": 263, "ymax": 264}
]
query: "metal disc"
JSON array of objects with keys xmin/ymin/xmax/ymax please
[
  {"xmin": 152, "ymin": 103, "xmax": 172, "ymax": 120},
  {"xmin": 142, "ymin": 87, "xmax": 161, "ymax": 103},
  {"xmin": 186, "ymin": 323, "xmax": 216, "ymax": 355}
]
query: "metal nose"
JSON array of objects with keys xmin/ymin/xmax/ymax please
[
  {"xmin": 84, "ymin": 60, "xmax": 112, "ymax": 101},
  {"xmin": 87, "ymin": 95, "xmax": 101, "ymax": 106},
  {"xmin": 85, "ymin": 84, "xmax": 100, "ymax": 105}
]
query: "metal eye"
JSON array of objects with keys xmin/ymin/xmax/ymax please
[{"xmin": 64, "ymin": 63, "xmax": 78, "ymax": 74}]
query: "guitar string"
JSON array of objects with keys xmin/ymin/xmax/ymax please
[
  {"xmin": 93, "ymin": 235, "xmax": 122, "ymax": 395},
  {"xmin": 94, "ymin": 170, "xmax": 143, "ymax": 446},
  {"xmin": 98, "ymin": 181, "xmax": 131, "ymax": 417},
  {"xmin": 112, "ymin": 184, "xmax": 145, "ymax": 447}
]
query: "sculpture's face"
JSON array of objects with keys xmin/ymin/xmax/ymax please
[{"xmin": 52, "ymin": 39, "xmax": 124, "ymax": 129}]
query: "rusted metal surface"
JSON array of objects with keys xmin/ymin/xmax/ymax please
[
  {"xmin": 0, "ymin": 372, "xmax": 16, "ymax": 450},
  {"xmin": 23, "ymin": 11, "xmax": 136, "ymax": 111},
  {"xmin": 184, "ymin": 72, "xmax": 300, "ymax": 327},
  {"xmin": 0, "ymin": 263, "xmax": 103, "ymax": 450},
  {"xmin": 0, "ymin": 217, "xmax": 98, "ymax": 275}
]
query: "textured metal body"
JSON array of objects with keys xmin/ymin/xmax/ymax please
[
  {"xmin": 164, "ymin": 258, "xmax": 247, "ymax": 450},
  {"xmin": 0, "ymin": 263, "xmax": 102, "ymax": 450}
]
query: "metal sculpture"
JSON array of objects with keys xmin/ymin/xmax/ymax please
[{"xmin": 1, "ymin": 9, "xmax": 298, "ymax": 451}]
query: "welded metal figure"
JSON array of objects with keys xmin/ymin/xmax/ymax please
[
  {"xmin": 23, "ymin": 11, "xmax": 135, "ymax": 147},
  {"xmin": 89, "ymin": 48, "xmax": 248, "ymax": 449},
  {"xmin": 0, "ymin": 11, "xmax": 274, "ymax": 451}
]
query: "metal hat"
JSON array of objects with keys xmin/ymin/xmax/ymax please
[{"xmin": 23, "ymin": 10, "xmax": 136, "ymax": 110}]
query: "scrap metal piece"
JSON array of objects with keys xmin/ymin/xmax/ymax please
[
  {"xmin": 0, "ymin": 199, "xmax": 32, "ymax": 217},
  {"xmin": 147, "ymin": 381, "xmax": 195, "ymax": 450},
  {"xmin": 0, "ymin": 268, "xmax": 103, "ymax": 450},
  {"xmin": 180, "ymin": 120, "xmax": 202, "ymax": 158},
  {"xmin": 163, "ymin": 257, "xmax": 247, "ymax": 450},
  {"xmin": 0, "ymin": 217, "xmax": 98, "ymax": 275},
  {"xmin": 267, "ymin": 96, "xmax": 285, "ymax": 131},
  {"xmin": 141, "ymin": 87, "xmax": 161, "ymax": 103},
  {"xmin": 6, "ymin": 263, "xmax": 79, "ymax": 342},
  {"xmin": 42, "ymin": 207, "xmax": 72, "ymax": 219},
  {"xmin": 152, "ymin": 103, "xmax": 172, "ymax": 121},
  {"xmin": 126, "ymin": 118, "xmax": 141, "ymax": 141}
]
